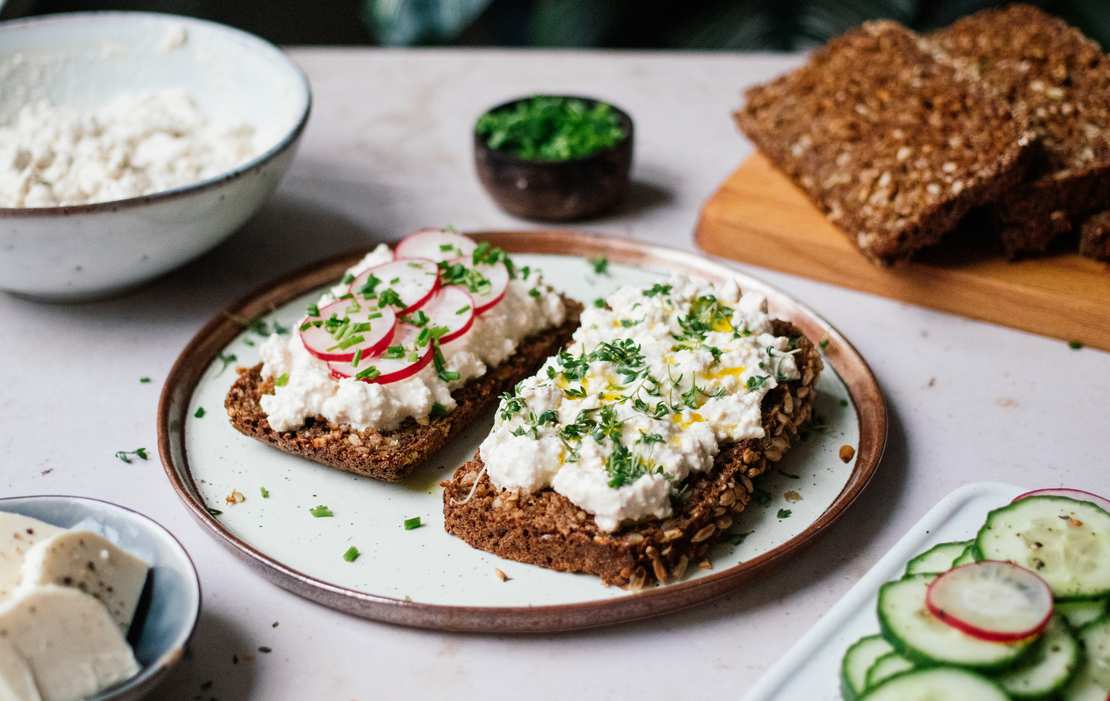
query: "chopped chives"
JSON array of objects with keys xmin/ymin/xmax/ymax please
[
  {"xmin": 139, "ymin": 376, "xmax": 151, "ymax": 384},
  {"xmin": 260, "ymin": 486, "xmax": 270, "ymax": 498},
  {"xmin": 194, "ymin": 406, "xmax": 206, "ymax": 418},
  {"xmin": 275, "ymin": 372, "xmax": 290, "ymax": 387},
  {"xmin": 403, "ymin": 516, "xmax": 422, "ymax": 530},
  {"xmin": 309, "ymin": 505, "xmax": 334, "ymax": 518},
  {"xmin": 343, "ymin": 546, "xmax": 360, "ymax": 562},
  {"xmin": 355, "ymin": 366, "xmax": 380, "ymax": 380}
]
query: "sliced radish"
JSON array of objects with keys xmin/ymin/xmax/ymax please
[
  {"xmin": 299, "ymin": 299, "xmax": 396, "ymax": 362},
  {"xmin": 1014, "ymin": 488, "xmax": 1110, "ymax": 513},
  {"xmin": 350, "ymin": 258, "xmax": 439, "ymax": 314},
  {"xmin": 926, "ymin": 561, "xmax": 1054, "ymax": 643},
  {"xmin": 418, "ymin": 286, "xmax": 475, "ymax": 345},
  {"xmin": 328, "ymin": 322, "xmax": 433, "ymax": 384},
  {"xmin": 440, "ymin": 257, "xmax": 509, "ymax": 315},
  {"xmin": 395, "ymin": 228, "xmax": 477, "ymax": 262}
]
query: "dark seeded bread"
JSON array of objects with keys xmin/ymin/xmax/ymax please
[
  {"xmin": 442, "ymin": 321, "xmax": 822, "ymax": 587},
  {"xmin": 225, "ymin": 298, "xmax": 583, "ymax": 482},
  {"xmin": 735, "ymin": 21, "xmax": 1034, "ymax": 265},
  {"xmin": 931, "ymin": 4, "xmax": 1110, "ymax": 257},
  {"xmin": 1080, "ymin": 210, "xmax": 1110, "ymax": 261}
]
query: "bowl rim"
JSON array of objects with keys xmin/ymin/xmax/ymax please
[
  {"xmin": 0, "ymin": 10, "xmax": 312, "ymax": 218},
  {"xmin": 473, "ymin": 93, "xmax": 634, "ymax": 167},
  {"xmin": 0, "ymin": 493, "xmax": 202, "ymax": 699}
]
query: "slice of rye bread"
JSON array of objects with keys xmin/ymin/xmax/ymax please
[
  {"xmin": 734, "ymin": 20, "xmax": 1034, "ymax": 265},
  {"xmin": 931, "ymin": 4, "xmax": 1110, "ymax": 257},
  {"xmin": 442, "ymin": 320, "xmax": 822, "ymax": 588},
  {"xmin": 1080, "ymin": 210, "xmax": 1110, "ymax": 261},
  {"xmin": 225, "ymin": 297, "xmax": 583, "ymax": 482}
]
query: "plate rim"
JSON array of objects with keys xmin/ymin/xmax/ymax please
[{"xmin": 157, "ymin": 229, "xmax": 887, "ymax": 633}]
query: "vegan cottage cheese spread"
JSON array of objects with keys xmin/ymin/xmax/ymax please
[
  {"xmin": 0, "ymin": 88, "xmax": 257, "ymax": 208},
  {"xmin": 479, "ymin": 275, "xmax": 801, "ymax": 532},
  {"xmin": 258, "ymin": 245, "xmax": 566, "ymax": 432}
]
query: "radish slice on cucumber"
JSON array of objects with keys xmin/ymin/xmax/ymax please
[
  {"xmin": 976, "ymin": 495, "xmax": 1110, "ymax": 600},
  {"xmin": 1014, "ymin": 488, "xmax": 1110, "ymax": 514},
  {"xmin": 417, "ymin": 286, "xmax": 475, "ymax": 345},
  {"xmin": 299, "ymin": 300, "xmax": 396, "ymax": 362},
  {"xmin": 926, "ymin": 561, "xmax": 1054, "ymax": 643},
  {"xmin": 395, "ymin": 228, "xmax": 477, "ymax": 262},
  {"xmin": 878, "ymin": 574, "xmax": 1033, "ymax": 670},
  {"xmin": 350, "ymin": 258, "xmax": 440, "ymax": 314},
  {"xmin": 328, "ymin": 323, "xmax": 432, "ymax": 384}
]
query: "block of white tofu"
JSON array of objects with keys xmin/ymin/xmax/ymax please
[
  {"xmin": 0, "ymin": 638, "xmax": 40, "ymax": 701},
  {"xmin": 21, "ymin": 530, "xmax": 149, "ymax": 632},
  {"xmin": 0, "ymin": 514, "xmax": 62, "ymax": 601},
  {"xmin": 0, "ymin": 585, "xmax": 139, "ymax": 701}
]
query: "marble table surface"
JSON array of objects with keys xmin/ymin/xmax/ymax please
[{"xmin": 2, "ymin": 48, "xmax": 1106, "ymax": 700}]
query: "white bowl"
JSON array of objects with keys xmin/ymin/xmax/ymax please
[{"xmin": 0, "ymin": 12, "xmax": 311, "ymax": 301}]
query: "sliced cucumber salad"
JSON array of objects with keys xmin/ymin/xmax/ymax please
[{"xmin": 840, "ymin": 490, "xmax": 1110, "ymax": 700}]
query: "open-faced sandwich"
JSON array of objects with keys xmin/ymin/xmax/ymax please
[
  {"xmin": 443, "ymin": 275, "xmax": 823, "ymax": 587},
  {"xmin": 226, "ymin": 229, "xmax": 581, "ymax": 481}
]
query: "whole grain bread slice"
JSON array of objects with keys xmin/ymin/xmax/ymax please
[
  {"xmin": 442, "ymin": 321, "xmax": 822, "ymax": 587},
  {"xmin": 225, "ymin": 298, "xmax": 583, "ymax": 482},
  {"xmin": 930, "ymin": 4, "xmax": 1110, "ymax": 257},
  {"xmin": 1080, "ymin": 210, "xmax": 1110, "ymax": 261},
  {"xmin": 735, "ymin": 20, "xmax": 1034, "ymax": 265}
]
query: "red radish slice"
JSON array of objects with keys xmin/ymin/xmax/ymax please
[
  {"xmin": 926, "ymin": 561, "xmax": 1053, "ymax": 643},
  {"xmin": 419, "ymin": 286, "xmax": 475, "ymax": 345},
  {"xmin": 350, "ymin": 258, "xmax": 439, "ymax": 314},
  {"xmin": 1013, "ymin": 488, "xmax": 1110, "ymax": 513},
  {"xmin": 299, "ymin": 299, "xmax": 396, "ymax": 362},
  {"xmin": 395, "ymin": 228, "xmax": 477, "ymax": 262},
  {"xmin": 443, "ymin": 257, "xmax": 510, "ymax": 314},
  {"xmin": 328, "ymin": 322, "xmax": 432, "ymax": 384}
]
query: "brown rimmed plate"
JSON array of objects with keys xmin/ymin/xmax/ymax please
[{"xmin": 158, "ymin": 230, "xmax": 886, "ymax": 633}]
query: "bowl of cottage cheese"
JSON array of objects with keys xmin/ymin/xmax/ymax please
[{"xmin": 0, "ymin": 12, "xmax": 311, "ymax": 301}]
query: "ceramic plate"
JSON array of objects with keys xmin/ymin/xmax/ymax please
[
  {"xmin": 745, "ymin": 482, "xmax": 1026, "ymax": 701},
  {"xmin": 158, "ymin": 231, "xmax": 886, "ymax": 632}
]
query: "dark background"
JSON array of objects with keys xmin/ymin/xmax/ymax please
[{"xmin": 4, "ymin": 0, "xmax": 1108, "ymax": 49}]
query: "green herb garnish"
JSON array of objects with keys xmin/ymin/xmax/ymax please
[
  {"xmin": 1068, "ymin": 340, "xmax": 1084, "ymax": 350},
  {"xmin": 342, "ymin": 546, "xmax": 360, "ymax": 562},
  {"xmin": 592, "ymin": 298, "xmax": 606, "ymax": 309},
  {"xmin": 590, "ymin": 256, "xmax": 610, "ymax": 275},
  {"xmin": 275, "ymin": 372, "xmax": 290, "ymax": 387},
  {"xmin": 475, "ymin": 96, "xmax": 626, "ymax": 161},
  {"xmin": 216, "ymin": 351, "xmax": 238, "ymax": 376},
  {"xmin": 309, "ymin": 505, "xmax": 334, "ymax": 518},
  {"xmin": 819, "ymin": 338, "xmax": 830, "ymax": 351},
  {"xmin": 644, "ymin": 283, "xmax": 671, "ymax": 297},
  {"xmin": 114, "ymin": 448, "xmax": 148, "ymax": 464},
  {"xmin": 260, "ymin": 486, "xmax": 270, "ymax": 498},
  {"xmin": 403, "ymin": 516, "xmax": 423, "ymax": 530},
  {"xmin": 194, "ymin": 406, "xmax": 206, "ymax": 419},
  {"xmin": 139, "ymin": 376, "xmax": 151, "ymax": 384},
  {"xmin": 777, "ymin": 508, "xmax": 792, "ymax": 519}
]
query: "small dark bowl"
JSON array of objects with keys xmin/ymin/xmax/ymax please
[{"xmin": 474, "ymin": 95, "xmax": 634, "ymax": 221}]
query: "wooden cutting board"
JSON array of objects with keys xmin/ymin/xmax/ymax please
[{"xmin": 695, "ymin": 154, "xmax": 1110, "ymax": 351}]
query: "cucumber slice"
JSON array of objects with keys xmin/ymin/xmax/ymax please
[
  {"xmin": 976, "ymin": 496, "xmax": 1110, "ymax": 600},
  {"xmin": 878, "ymin": 574, "xmax": 1034, "ymax": 670},
  {"xmin": 905, "ymin": 540, "xmax": 971, "ymax": 576},
  {"xmin": 1062, "ymin": 616, "xmax": 1110, "ymax": 700},
  {"xmin": 865, "ymin": 652, "xmax": 915, "ymax": 690},
  {"xmin": 1058, "ymin": 599, "xmax": 1109, "ymax": 630},
  {"xmin": 842, "ymin": 635, "xmax": 894, "ymax": 700},
  {"xmin": 994, "ymin": 615, "xmax": 1082, "ymax": 699},
  {"xmin": 953, "ymin": 544, "xmax": 979, "ymax": 567},
  {"xmin": 859, "ymin": 667, "xmax": 1010, "ymax": 700}
]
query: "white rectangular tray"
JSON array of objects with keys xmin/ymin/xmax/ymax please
[{"xmin": 745, "ymin": 481, "xmax": 1025, "ymax": 701}]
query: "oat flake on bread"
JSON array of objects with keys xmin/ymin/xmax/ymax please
[{"xmin": 0, "ymin": 87, "xmax": 257, "ymax": 208}]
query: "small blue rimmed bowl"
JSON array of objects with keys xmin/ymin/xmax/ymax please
[{"xmin": 0, "ymin": 495, "xmax": 200, "ymax": 701}]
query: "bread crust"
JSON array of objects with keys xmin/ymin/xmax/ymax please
[
  {"xmin": 1080, "ymin": 210, "xmax": 1110, "ymax": 261},
  {"xmin": 734, "ymin": 21, "xmax": 1034, "ymax": 266},
  {"xmin": 225, "ymin": 298, "xmax": 583, "ymax": 482},
  {"xmin": 442, "ymin": 321, "xmax": 823, "ymax": 587},
  {"xmin": 930, "ymin": 4, "xmax": 1110, "ymax": 256}
]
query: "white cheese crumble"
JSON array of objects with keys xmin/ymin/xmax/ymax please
[
  {"xmin": 480, "ymin": 275, "xmax": 800, "ymax": 532},
  {"xmin": 0, "ymin": 88, "xmax": 257, "ymax": 207},
  {"xmin": 258, "ymin": 245, "xmax": 566, "ymax": 432}
]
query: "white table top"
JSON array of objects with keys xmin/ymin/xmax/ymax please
[{"xmin": 2, "ymin": 48, "xmax": 1106, "ymax": 700}]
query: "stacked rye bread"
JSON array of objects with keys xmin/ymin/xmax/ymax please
[{"xmin": 735, "ymin": 5, "xmax": 1110, "ymax": 264}]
